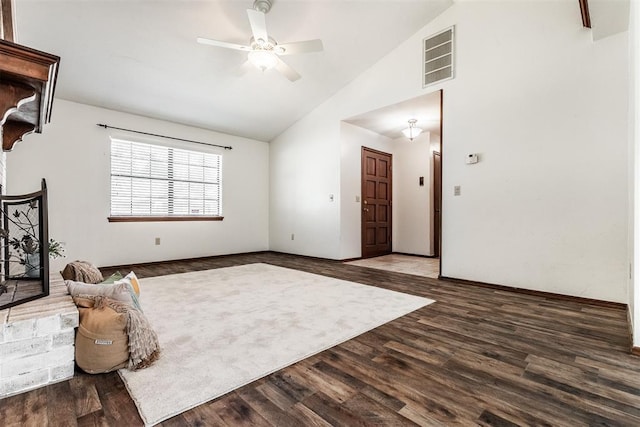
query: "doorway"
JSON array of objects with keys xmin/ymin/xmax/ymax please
[
  {"xmin": 345, "ymin": 90, "xmax": 442, "ymax": 269},
  {"xmin": 433, "ymin": 150, "xmax": 441, "ymax": 258},
  {"xmin": 361, "ymin": 147, "xmax": 392, "ymax": 258}
]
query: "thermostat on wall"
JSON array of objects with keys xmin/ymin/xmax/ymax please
[{"xmin": 466, "ymin": 154, "xmax": 479, "ymax": 164}]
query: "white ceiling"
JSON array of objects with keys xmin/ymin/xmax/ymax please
[
  {"xmin": 14, "ymin": 0, "xmax": 453, "ymax": 142},
  {"xmin": 589, "ymin": 0, "xmax": 630, "ymax": 41},
  {"xmin": 344, "ymin": 91, "xmax": 441, "ymax": 140}
]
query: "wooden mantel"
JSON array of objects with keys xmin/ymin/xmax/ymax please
[{"xmin": 0, "ymin": 39, "xmax": 59, "ymax": 151}]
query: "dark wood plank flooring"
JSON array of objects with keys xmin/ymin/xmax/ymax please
[{"xmin": 2, "ymin": 251, "xmax": 639, "ymax": 426}]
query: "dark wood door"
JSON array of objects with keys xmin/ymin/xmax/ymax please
[
  {"xmin": 361, "ymin": 147, "xmax": 392, "ymax": 258},
  {"xmin": 433, "ymin": 151, "xmax": 441, "ymax": 257}
]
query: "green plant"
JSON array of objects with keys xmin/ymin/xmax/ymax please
[{"xmin": 48, "ymin": 239, "xmax": 65, "ymax": 259}]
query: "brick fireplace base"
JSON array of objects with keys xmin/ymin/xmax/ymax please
[{"xmin": 0, "ymin": 275, "xmax": 78, "ymax": 398}]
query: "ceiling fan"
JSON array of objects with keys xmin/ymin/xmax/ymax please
[{"xmin": 197, "ymin": 0, "xmax": 323, "ymax": 82}]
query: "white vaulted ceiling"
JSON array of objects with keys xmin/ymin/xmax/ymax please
[{"xmin": 13, "ymin": 0, "xmax": 453, "ymax": 142}]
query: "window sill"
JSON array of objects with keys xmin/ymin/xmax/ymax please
[{"xmin": 108, "ymin": 216, "xmax": 224, "ymax": 223}]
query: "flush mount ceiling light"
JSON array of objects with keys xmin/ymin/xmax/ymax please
[{"xmin": 402, "ymin": 119, "xmax": 423, "ymax": 141}]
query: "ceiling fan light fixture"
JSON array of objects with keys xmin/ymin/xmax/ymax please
[
  {"xmin": 248, "ymin": 50, "xmax": 278, "ymax": 71},
  {"xmin": 402, "ymin": 119, "xmax": 423, "ymax": 141},
  {"xmin": 253, "ymin": 0, "xmax": 272, "ymax": 13},
  {"xmin": 197, "ymin": 1, "xmax": 323, "ymax": 82}
]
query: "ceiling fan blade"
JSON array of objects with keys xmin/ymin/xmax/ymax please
[
  {"xmin": 197, "ymin": 37, "xmax": 251, "ymax": 51},
  {"xmin": 246, "ymin": 9, "xmax": 269, "ymax": 43},
  {"xmin": 276, "ymin": 39, "xmax": 324, "ymax": 56},
  {"xmin": 274, "ymin": 57, "xmax": 301, "ymax": 82}
]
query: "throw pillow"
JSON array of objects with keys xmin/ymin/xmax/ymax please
[
  {"xmin": 66, "ymin": 280, "xmax": 135, "ymax": 307},
  {"xmin": 73, "ymin": 296, "xmax": 129, "ymax": 374},
  {"xmin": 116, "ymin": 271, "xmax": 140, "ymax": 296},
  {"xmin": 113, "ymin": 272, "xmax": 142, "ymax": 311},
  {"xmin": 73, "ymin": 295, "xmax": 160, "ymax": 373},
  {"xmin": 60, "ymin": 261, "xmax": 104, "ymax": 284},
  {"xmin": 100, "ymin": 271, "xmax": 123, "ymax": 284}
]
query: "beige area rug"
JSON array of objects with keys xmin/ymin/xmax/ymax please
[
  {"xmin": 118, "ymin": 263, "xmax": 434, "ymax": 426},
  {"xmin": 345, "ymin": 254, "xmax": 440, "ymax": 278}
]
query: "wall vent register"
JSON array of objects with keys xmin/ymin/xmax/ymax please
[{"xmin": 423, "ymin": 26, "xmax": 454, "ymax": 87}]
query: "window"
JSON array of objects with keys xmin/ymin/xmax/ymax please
[{"xmin": 110, "ymin": 139, "xmax": 222, "ymax": 221}]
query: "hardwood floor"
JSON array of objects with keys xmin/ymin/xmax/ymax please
[{"xmin": 2, "ymin": 251, "xmax": 639, "ymax": 426}]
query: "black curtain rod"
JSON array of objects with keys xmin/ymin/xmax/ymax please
[{"xmin": 96, "ymin": 124, "xmax": 233, "ymax": 150}]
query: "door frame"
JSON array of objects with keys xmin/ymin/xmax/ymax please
[
  {"xmin": 438, "ymin": 89, "xmax": 444, "ymax": 277},
  {"xmin": 432, "ymin": 150, "xmax": 441, "ymax": 259}
]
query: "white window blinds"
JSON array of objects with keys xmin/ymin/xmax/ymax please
[{"xmin": 110, "ymin": 139, "xmax": 222, "ymax": 217}]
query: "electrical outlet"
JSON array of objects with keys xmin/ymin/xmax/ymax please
[
  {"xmin": 155, "ymin": 237, "xmax": 161, "ymax": 245},
  {"xmin": 291, "ymin": 234, "xmax": 295, "ymax": 241},
  {"xmin": 454, "ymin": 185, "xmax": 461, "ymax": 196},
  {"xmin": 355, "ymin": 196, "xmax": 360, "ymax": 202}
]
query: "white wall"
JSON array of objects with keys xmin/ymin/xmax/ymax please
[
  {"xmin": 271, "ymin": 0, "xmax": 629, "ymax": 303},
  {"xmin": 269, "ymin": 115, "xmax": 341, "ymax": 258},
  {"xmin": 392, "ymin": 133, "xmax": 433, "ymax": 256},
  {"xmin": 438, "ymin": 3, "xmax": 628, "ymax": 303},
  {"xmin": 630, "ymin": 0, "xmax": 639, "ymax": 345},
  {"xmin": 6, "ymin": 99, "xmax": 269, "ymax": 268}
]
